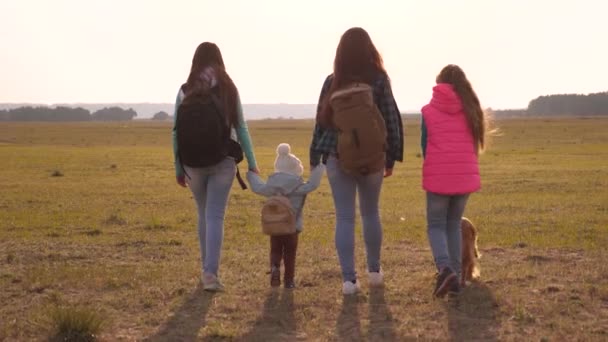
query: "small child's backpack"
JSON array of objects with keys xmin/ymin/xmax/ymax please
[
  {"xmin": 330, "ymin": 83, "xmax": 387, "ymax": 175},
  {"xmin": 261, "ymin": 195, "xmax": 296, "ymax": 236}
]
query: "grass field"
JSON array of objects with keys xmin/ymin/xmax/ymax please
[{"xmin": 1, "ymin": 117, "xmax": 607, "ymax": 341}]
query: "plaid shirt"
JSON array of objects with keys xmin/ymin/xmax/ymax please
[{"xmin": 309, "ymin": 74, "xmax": 404, "ymax": 168}]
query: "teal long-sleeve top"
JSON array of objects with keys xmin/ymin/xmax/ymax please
[{"xmin": 172, "ymin": 88, "xmax": 258, "ymax": 178}]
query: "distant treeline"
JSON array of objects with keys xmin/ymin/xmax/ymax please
[
  {"xmin": 527, "ymin": 92, "xmax": 608, "ymax": 116},
  {"xmin": 1, "ymin": 91, "xmax": 606, "ymax": 121},
  {"xmin": 493, "ymin": 91, "xmax": 608, "ymax": 117},
  {"xmin": 0, "ymin": 106, "xmax": 137, "ymax": 122}
]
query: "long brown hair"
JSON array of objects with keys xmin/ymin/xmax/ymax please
[
  {"xmin": 436, "ymin": 64, "xmax": 487, "ymax": 153},
  {"xmin": 185, "ymin": 42, "xmax": 239, "ymax": 128},
  {"xmin": 317, "ymin": 27, "xmax": 386, "ymax": 128}
]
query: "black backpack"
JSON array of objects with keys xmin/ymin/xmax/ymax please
[{"xmin": 175, "ymin": 86, "xmax": 247, "ymax": 189}]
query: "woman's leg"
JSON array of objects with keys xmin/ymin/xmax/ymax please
[
  {"xmin": 357, "ymin": 170, "xmax": 384, "ymax": 273},
  {"xmin": 326, "ymin": 157, "xmax": 358, "ymax": 282},
  {"xmin": 203, "ymin": 158, "xmax": 236, "ymax": 276},
  {"xmin": 185, "ymin": 166, "xmax": 209, "ymax": 274},
  {"xmin": 446, "ymin": 194, "xmax": 469, "ymax": 280}
]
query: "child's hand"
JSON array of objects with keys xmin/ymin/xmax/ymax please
[
  {"xmin": 384, "ymin": 168, "xmax": 393, "ymax": 178},
  {"xmin": 176, "ymin": 175, "xmax": 187, "ymax": 187},
  {"xmin": 249, "ymin": 167, "xmax": 260, "ymax": 174}
]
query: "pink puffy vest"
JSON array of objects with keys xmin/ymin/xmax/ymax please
[{"xmin": 421, "ymin": 83, "xmax": 480, "ymax": 194}]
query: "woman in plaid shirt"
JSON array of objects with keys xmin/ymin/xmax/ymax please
[{"xmin": 309, "ymin": 27, "xmax": 404, "ymax": 295}]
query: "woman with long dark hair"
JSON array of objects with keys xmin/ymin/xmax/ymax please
[
  {"xmin": 310, "ymin": 28, "xmax": 404, "ymax": 295},
  {"xmin": 172, "ymin": 42, "xmax": 259, "ymax": 291}
]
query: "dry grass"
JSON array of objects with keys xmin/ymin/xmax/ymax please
[
  {"xmin": 0, "ymin": 117, "xmax": 607, "ymax": 341},
  {"xmin": 47, "ymin": 305, "xmax": 105, "ymax": 342}
]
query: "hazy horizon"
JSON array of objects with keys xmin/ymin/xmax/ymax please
[{"xmin": 1, "ymin": 0, "xmax": 607, "ymax": 111}]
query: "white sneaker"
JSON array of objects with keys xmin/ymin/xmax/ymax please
[
  {"xmin": 368, "ymin": 270, "xmax": 384, "ymax": 287},
  {"xmin": 202, "ymin": 273, "xmax": 224, "ymax": 292},
  {"xmin": 342, "ymin": 281, "xmax": 360, "ymax": 295}
]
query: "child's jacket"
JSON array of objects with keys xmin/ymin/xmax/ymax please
[
  {"xmin": 247, "ymin": 165, "xmax": 325, "ymax": 232},
  {"xmin": 421, "ymin": 83, "xmax": 480, "ymax": 194}
]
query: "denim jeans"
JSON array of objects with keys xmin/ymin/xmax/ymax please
[
  {"xmin": 185, "ymin": 158, "xmax": 236, "ymax": 276},
  {"xmin": 426, "ymin": 191, "xmax": 470, "ymax": 278},
  {"xmin": 326, "ymin": 156, "xmax": 384, "ymax": 282}
]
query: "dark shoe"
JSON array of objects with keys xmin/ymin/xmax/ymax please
[
  {"xmin": 284, "ymin": 280, "xmax": 296, "ymax": 289},
  {"xmin": 448, "ymin": 280, "xmax": 461, "ymax": 298},
  {"xmin": 270, "ymin": 266, "xmax": 281, "ymax": 287},
  {"xmin": 434, "ymin": 267, "xmax": 457, "ymax": 298}
]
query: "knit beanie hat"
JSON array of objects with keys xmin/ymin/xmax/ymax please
[{"xmin": 274, "ymin": 143, "xmax": 303, "ymax": 176}]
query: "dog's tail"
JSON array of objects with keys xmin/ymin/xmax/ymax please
[{"xmin": 472, "ymin": 264, "xmax": 481, "ymax": 279}]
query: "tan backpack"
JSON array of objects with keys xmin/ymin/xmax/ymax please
[
  {"xmin": 330, "ymin": 83, "xmax": 387, "ymax": 175},
  {"xmin": 261, "ymin": 195, "xmax": 296, "ymax": 236}
]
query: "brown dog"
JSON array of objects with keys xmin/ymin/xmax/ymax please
[{"xmin": 461, "ymin": 217, "xmax": 481, "ymax": 286}]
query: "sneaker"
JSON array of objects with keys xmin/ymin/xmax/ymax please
[
  {"xmin": 202, "ymin": 273, "xmax": 224, "ymax": 292},
  {"xmin": 270, "ymin": 266, "xmax": 281, "ymax": 288},
  {"xmin": 434, "ymin": 267, "xmax": 457, "ymax": 298},
  {"xmin": 368, "ymin": 270, "xmax": 384, "ymax": 287},
  {"xmin": 342, "ymin": 280, "xmax": 360, "ymax": 295},
  {"xmin": 284, "ymin": 280, "xmax": 296, "ymax": 289}
]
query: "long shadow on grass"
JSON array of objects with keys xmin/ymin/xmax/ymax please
[
  {"xmin": 146, "ymin": 283, "xmax": 215, "ymax": 341},
  {"xmin": 336, "ymin": 295, "xmax": 363, "ymax": 341},
  {"xmin": 238, "ymin": 289, "xmax": 297, "ymax": 341},
  {"xmin": 368, "ymin": 287, "xmax": 398, "ymax": 341},
  {"xmin": 444, "ymin": 281, "xmax": 500, "ymax": 341}
]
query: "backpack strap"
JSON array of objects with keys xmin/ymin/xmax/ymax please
[{"xmin": 236, "ymin": 168, "xmax": 247, "ymax": 190}]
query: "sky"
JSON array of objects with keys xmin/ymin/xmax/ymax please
[{"xmin": 1, "ymin": 0, "xmax": 606, "ymax": 111}]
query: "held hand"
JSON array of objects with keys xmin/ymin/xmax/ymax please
[
  {"xmin": 384, "ymin": 168, "xmax": 393, "ymax": 178},
  {"xmin": 249, "ymin": 167, "xmax": 260, "ymax": 174},
  {"xmin": 176, "ymin": 175, "xmax": 187, "ymax": 187}
]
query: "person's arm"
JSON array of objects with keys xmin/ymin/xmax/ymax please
[
  {"xmin": 309, "ymin": 123, "xmax": 325, "ymax": 168},
  {"xmin": 234, "ymin": 91, "xmax": 258, "ymax": 171},
  {"xmin": 172, "ymin": 88, "xmax": 185, "ymax": 180},
  {"xmin": 293, "ymin": 164, "xmax": 325, "ymax": 195},
  {"xmin": 246, "ymin": 171, "xmax": 274, "ymax": 197},
  {"xmin": 376, "ymin": 75, "xmax": 404, "ymax": 169},
  {"xmin": 309, "ymin": 76, "xmax": 333, "ymax": 167},
  {"xmin": 421, "ymin": 116, "xmax": 427, "ymax": 159}
]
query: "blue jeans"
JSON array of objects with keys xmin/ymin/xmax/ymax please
[
  {"xmin": 426, "ymin": 192, "xmax": 470, "ymax": 278},
  {"xmin": 326, "ymin": 156, "xmax": 384, "ymax": 282},
  {"xmin": 185, "ymin": 158, "xmax": 236, "ymax": 276}
]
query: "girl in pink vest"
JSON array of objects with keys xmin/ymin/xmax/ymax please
[{"xmin": 421, "ymin": 64, "xmax": 488, "ymax": 298}]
